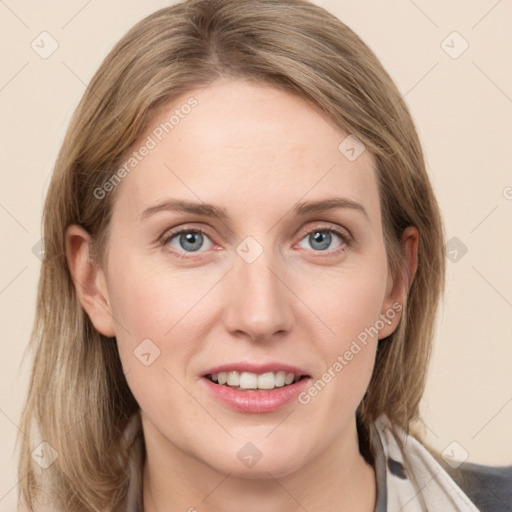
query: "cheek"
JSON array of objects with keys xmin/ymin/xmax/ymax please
[
  {"xmin": 104, "ymin": 253, "xmax": 196, "ymax": 374},
  {"xmin": 107, "ymin": 251, "xmax": 211, "ymax": 339},
  {"xmin": 108, "ymin": 265, "xmax": 203, "ymax": 423},
  {"xmin": 105, "ymin": 251, "xmax": 227, "ymax": 403},
  {"xmin": 296, "ymin": 256, "xmax": 389, "ymax": 346}
]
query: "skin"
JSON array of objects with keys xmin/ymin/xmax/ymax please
[{"xmin": 66, "ymin": 78, "xmax": 418, "ymax": 512}]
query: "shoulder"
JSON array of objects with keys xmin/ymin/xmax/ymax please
[
  {"xmin": 435, "ymin": 456, "xmax": 512, "ymax": 512},
  {"xmin": 372, "ymin": 416, "xmax": 512, "ymax": 512}
]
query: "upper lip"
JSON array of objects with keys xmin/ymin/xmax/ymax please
[{"xmin": 202, "ymin": 361, "xmax": 310, "ymax": 377}]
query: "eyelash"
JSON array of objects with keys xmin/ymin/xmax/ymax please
[{"xmin": 160, "ymin": 224, "xmax": 352, "ymax": 259}]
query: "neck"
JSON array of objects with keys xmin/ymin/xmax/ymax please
[{"xmin": 142, "ymin": 418, "xmax": 376, "ymax": 512}]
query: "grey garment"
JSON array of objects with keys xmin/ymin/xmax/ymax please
[{"xmin": 435, "ymin": 457, "xmax": 512, "ymax": 512}]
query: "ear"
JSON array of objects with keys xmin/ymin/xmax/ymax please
[
  {"xmin": 378, "ymin": 225, "xmax": 419, "ymax": 340},
  {"xmin": 65, "ymin": 224, "xmax": 116, "ymax": 337}
]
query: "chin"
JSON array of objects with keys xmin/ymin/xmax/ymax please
[
  {"xmin": 197, "ymin": 440, "xmax": 308, "ymax": 480},
  {"xmin": 211, "ymin": 458, "xmax": 302, "ymax": 480}
]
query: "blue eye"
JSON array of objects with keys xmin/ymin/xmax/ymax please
[
  {"xmin": 162, "ymin": 225, "xmax": 350, "ymax": 259},
  {"xmin": 165, "ymin": 229, "xmax": 213, "ymax": 253},
  {"xmin": 298, "ymin": 228, "xmax": 347, "ymax": 252}
]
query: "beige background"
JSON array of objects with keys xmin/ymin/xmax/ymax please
[{"xmin": 1, "ymin": 0, "xmax": 511, "ymax": 509}]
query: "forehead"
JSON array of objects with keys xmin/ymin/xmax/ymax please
[{"xmin": 112, "ymin": 78, "xmax": 380, "ymax": 226}]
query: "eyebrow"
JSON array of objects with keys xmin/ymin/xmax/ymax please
[
  {"xmin": 140, "ymin": 197, "xmax": 369, "ymax": 221},
  {"xmin": 293, "ymin": 197, "xmax": 369, "ymax": 220}
]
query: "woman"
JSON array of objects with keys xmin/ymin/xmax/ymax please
[{"xmin": 16, "ymin": 0, "xmax": 509, "ymax": 511}]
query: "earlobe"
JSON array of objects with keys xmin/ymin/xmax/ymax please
[
  {"xmin": 378, "ymin": 226, "xmax": 419, "ymax": 339},
  {"xmin": 65, "ymin": 224, "xmax": 116, "ymax": 337}
]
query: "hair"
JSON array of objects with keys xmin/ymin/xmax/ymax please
[{"xmin": 17, "ymin": 0, "xmax": 446, "ymax": 510}]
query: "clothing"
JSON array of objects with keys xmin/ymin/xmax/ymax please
[
  {"xmin": 370, "ymin": 415, "xmax": 479, "ymax": 511},
  {"xmin": 439, "ymin": 460, "xmax": 512, "ymax": 511},
  {"xmin": 118, "ymin": 412, "xmax": 509, "ymax": 511}
]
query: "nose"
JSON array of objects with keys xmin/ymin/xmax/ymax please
[{"xmin": 221, "ymin": 247, "xmax": 295, "ymax": 342}]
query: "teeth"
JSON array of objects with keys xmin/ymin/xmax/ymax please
[
  {"xmin": 227, "ymin": 371, "xmax": 239, "ymax": 386},
  {"xmin": 258, "ymin": 372, "xmax": 276, "ymax": 389},
  {"xmin": 208, "ymin": 370, "xmax": 300, "ymax": 390},
  {"xmin": 284, "ymin": 373, "xmax": 294, "ymax": 385},
  {"xmin": 274, "ymin": 371, "xmax": 286, "ymax": 387},
  {"xmin": 240, "ymin": 372, "xmax": 258, "ymax": 389}
]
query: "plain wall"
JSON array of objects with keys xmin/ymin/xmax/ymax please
[{"xmin": 1, "ymin": 0, "xmax": 511, "ymax": 510}]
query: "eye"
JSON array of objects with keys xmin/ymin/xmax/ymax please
[
  {"xmin": 297, "ymin": 226, "xmax": 350, "ymax": 253},
  {"xmin": 160, "ymin": 224, "xmax": 351, "ymax": 259},
  {"xmin": 163, "ymin": 228, "xmax": 214, "ymax": 254}
]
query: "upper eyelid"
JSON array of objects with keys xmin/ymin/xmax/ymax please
[
  {"xmin": 162, "ymin": 224, "xmax": 215, "ymax": 243},
  {"xmin": 297, "ymin": 223, "xmax": 351, "ymax": 239}
]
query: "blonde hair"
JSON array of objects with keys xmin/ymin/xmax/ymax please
[{"xmin": 17, "ymin": 0, "xmax": 446, "ymax": 510}]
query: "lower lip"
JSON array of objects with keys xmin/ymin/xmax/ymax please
[{"xmin": 201, "ymin": 377, "xmax": 312, "ymax": 413}]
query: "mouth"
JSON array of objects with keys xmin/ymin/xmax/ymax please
[
  {"xmin": 200, "ymin": 362, "xmax": 312, "ymax": 412},
  {"xmin": 204, "ymin": 370, "xmax": 309, "ymax": 391}
]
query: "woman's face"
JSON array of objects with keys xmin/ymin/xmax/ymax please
[{"xmin": 79, "ymin": 78, "xmax": 411, "ymax": 478}]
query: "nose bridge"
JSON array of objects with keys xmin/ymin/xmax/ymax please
[{"xmin": 223, "ymin": 241, "xmax": 294, "ymax": 339}]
